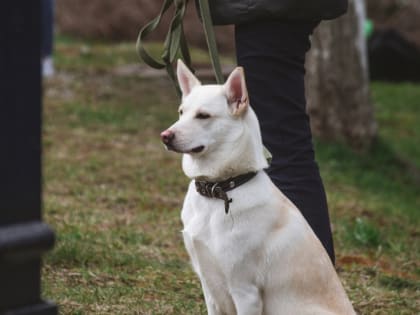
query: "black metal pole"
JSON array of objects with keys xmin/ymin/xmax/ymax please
[{"xmin": 0, "ymin": 1, "xmax": 57, "ymax": 314}]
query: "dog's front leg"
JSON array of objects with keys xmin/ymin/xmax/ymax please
[
  {"xmin": 200, "ymin": 279, "xmax": 223, "ymax": 315},
  {"xmin": 230, "ymin": 284, "xmax": 263, "ymax": 315}
]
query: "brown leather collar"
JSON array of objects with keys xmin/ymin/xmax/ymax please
[{"xmin": 195, "ymin": 172, "xmax": 258, "ymax": 214}]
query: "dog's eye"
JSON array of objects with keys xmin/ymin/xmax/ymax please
[
  {"xmin": 195, "ymin": 113, "xmax": 211, "ymax": 119},
  {"xmin": 179, "ymin": 109, "xmax": 183, "ymax": 116}
]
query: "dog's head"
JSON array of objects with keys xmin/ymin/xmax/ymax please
[{"xmin": 161, "ymin": 60, "xmax": 267, "ymax": 180}]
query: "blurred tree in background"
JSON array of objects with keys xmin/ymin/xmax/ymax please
[
  {"xmin": 305, "ymin": 0, "xmax": 377, "ymax": 150},
  {"xmin": 55, "ymin": 0, "xmax": 234, "ymax": 52}
]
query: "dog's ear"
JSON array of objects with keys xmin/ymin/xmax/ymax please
[
  {"xmin": 224, "ymin": 67, "xmax": 249, "ymax": 116},
  {"xmin": 177, "ymin": 59, "xmax": 201, "ymax": 98}
]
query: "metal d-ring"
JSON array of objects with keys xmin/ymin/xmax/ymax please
[
  {"xmin": 211, "ymin": 183, "xmax": 220, "ymax": 198},
  {"xmin": 211, "ymin": 183, "xmax": 232, "ymax": 214}
]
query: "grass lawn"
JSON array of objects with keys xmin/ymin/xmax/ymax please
[{"xmin": 42, "ymin": 37, "xmax": 419, "ymax": 314}]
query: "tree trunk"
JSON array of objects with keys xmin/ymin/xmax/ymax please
[{"xmin": 305, "ymin": 0, "xmax": 377, "ymax": 150}]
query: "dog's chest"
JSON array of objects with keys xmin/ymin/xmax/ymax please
[
  {"xmin": 181, "ymin": 181, "xmax": 271, "ymax": 277},
  {"xmin": 182, "ymin": 194, "xmax": 234, "ymax": 267}
]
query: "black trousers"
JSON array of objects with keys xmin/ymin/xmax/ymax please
[{"xmin": 235, "ymin": 20, "xmax": 335, "ymax": 263}]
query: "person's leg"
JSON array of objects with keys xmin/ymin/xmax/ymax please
[{"xmin": 235, "ymin": 20, "xmax": 335, "ymax": 263}]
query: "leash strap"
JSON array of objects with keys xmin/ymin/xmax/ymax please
[{"xmin": 197, "ymin": 0, "xmax": 224, "ymax": 84}]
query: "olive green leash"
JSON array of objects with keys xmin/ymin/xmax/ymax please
[
  {"xmin": 196, "ymin": 0, "xmax": 224, "ymax": 84},
  {"xmin": 136, "ymin": 0, "xmax": 223, "ymax": 96}
]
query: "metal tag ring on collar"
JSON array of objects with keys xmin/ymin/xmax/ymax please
[{"xmin": 211, "ymin": 183, "xmax": 221, "ymax": 198}]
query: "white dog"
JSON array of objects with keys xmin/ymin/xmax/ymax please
[{"xmin": 160, "ymin": 60, "xmax": 356, "ymax": 315}]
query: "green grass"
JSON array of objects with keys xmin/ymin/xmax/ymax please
[
  {"xmin": 42, "ymin": 38, "xmax": 419, "ymax": 314},
  {"xmin": 371, "ymin": 82, "xmax": 420, "ymax": 168},
  {"xmin": 54, "ymin": 34, "xmax": 233, "ymax": 73}
]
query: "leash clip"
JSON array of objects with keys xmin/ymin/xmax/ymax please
[{"xmin": 211, "ymin": 184, "xmax": 232, "ymax": 214}]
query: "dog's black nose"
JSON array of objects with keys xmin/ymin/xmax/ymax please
[{"xmin": 160, "ymin": 129, "xmax": 175, "ymax": 145}]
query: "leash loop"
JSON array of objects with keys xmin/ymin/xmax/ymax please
[
  {"xmin": 136, "ymin": 0, "xmax": 193, "ymax": 97},
  {"xmin": 136, "ymin": 0, "xmax": 224, "ymax": 97}
]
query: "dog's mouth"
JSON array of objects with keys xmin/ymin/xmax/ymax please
[
  {"xmin": 165, "ymin": 144, "xmax": 205, "ymax": 154},
  {"xmin": 189, "ymin": 145, "xmax": 205, "ymax": 154}
]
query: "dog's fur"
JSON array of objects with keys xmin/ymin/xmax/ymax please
[{"xmin": 160, "ymin": 60, "xmax": 356, "ymax": 315}]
